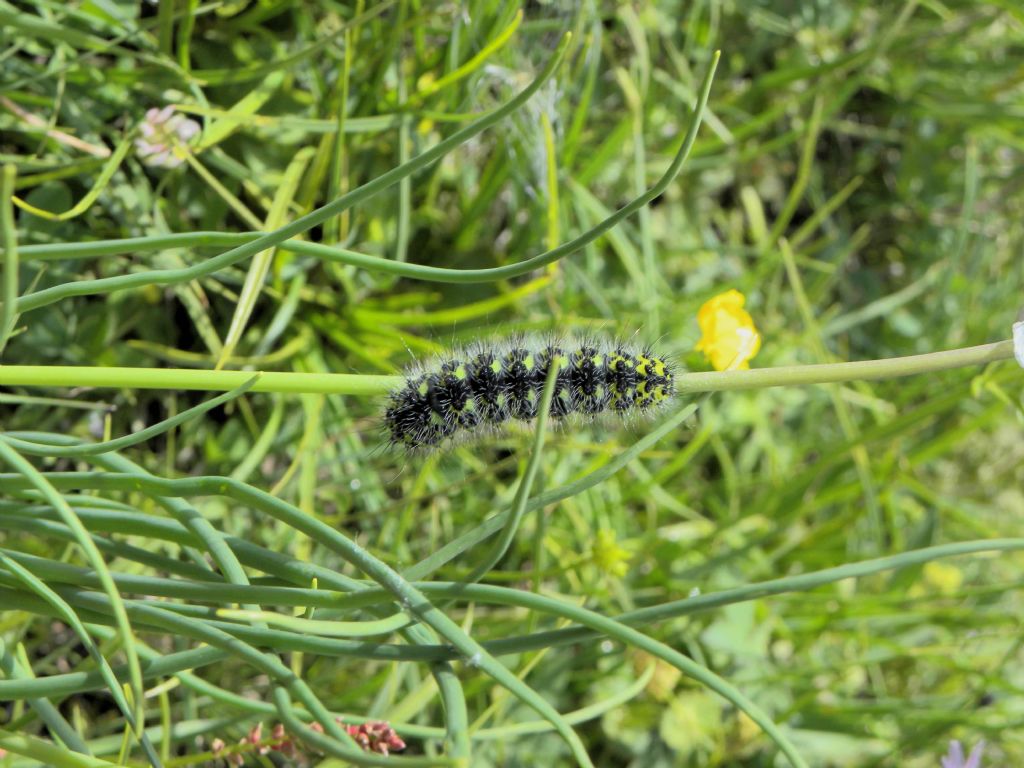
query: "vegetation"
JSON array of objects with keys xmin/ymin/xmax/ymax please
[{"xmin": 1, "ymin": 1, "xmax": 1022, "ymax": 766}]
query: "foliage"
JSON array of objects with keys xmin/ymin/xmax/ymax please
[{"xmin": 1, "ymin": 1, "xmax": 1023, "ymax": 767}]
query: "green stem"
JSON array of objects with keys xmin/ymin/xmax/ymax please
[
  {"xmin": 0, "ymin": 366, "xmax": 397, "ymax": 394},
  {"xmin": 0, "ymin": 164, "xmax": 17, "ymax": 355},
  {"xmin": 0, "ymin": 554, "xmax": 164, "ymax": 767},
  {"xmin": 0, "ymin": 638, "xmax": 93, "ymax": 757},
  {"xmin": 0, "ymin": 439, "xmax": 148, "ymax": 739},
  {"xmin": 0, "ymin": 729, "xmax": 119, "ymax": 768},
  {"xmin": 0, "ymin": 340, "xmax": 1013, "ymax": 395},
  {"xmin": 10, "ymin": 46, "xmax": 716, "ymax": 317},
  {"xmin": 13, "ymin": 35, "xmax": 572, "ymax": 316},
  {"xmin": 2, "ymin": 376, "xmax": 260, "ymax": 456},
  {"xmin": 674, "ymin": 339, "xmax": 1015, "ymax": 394},
  {"xmin": 0, "ymin": 539, "xmax": 1018, "ymax": 699},
  {"xmin": 215, "ymin": 607, "xmax": 412, "ymax": 638},
  {"xmin": 464, "ymin": 360, "xmax": 559, "ymax": 584}
]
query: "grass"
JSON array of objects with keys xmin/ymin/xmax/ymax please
[{"xmin": 1, "ymin": 1, "xmax": 1023, "ymax": 767}]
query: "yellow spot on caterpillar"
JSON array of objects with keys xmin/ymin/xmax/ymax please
[{"xmin": 608, "ymin": 354, "xmax": 634, "ymax": 372}]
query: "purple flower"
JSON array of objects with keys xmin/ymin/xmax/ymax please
[{"xmin": 941, "ymin": 740, "xmax": 985, "ymax": 768}]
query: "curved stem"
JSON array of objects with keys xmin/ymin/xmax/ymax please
[
  {"xmin": 0, "ymin": 539, "xmax": 1018, "ymax": 697},
  {"xmin": 12, "ymin": 48, "xmax": 718, "ymax": 316}
]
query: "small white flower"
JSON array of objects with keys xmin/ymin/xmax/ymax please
[{"xmin": 135, "ymin": 106, "xmax": 200, "ymax": 169}]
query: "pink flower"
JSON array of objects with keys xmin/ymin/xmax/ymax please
[
  {"xmin": 202, "ymin": 717, "xmax": 405, "ymax": 765},
  {"xmin": 135, "ymin": 106, "xmax": 200, "ymax": 169},
  {"xmin": 343, "ymin": 720, "xmax": 407, "ymax": 756}
]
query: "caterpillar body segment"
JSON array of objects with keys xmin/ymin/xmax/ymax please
[{"xmin": 384, "ymin": 339, "xmax": 676, "ymax": 451}]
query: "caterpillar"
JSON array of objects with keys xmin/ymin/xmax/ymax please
[{"xmin": 384, "ymin": 339, "xmax": 676, "ymax": 451}]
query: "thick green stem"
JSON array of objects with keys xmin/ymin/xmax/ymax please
[
  {"xmin": 0, "ymin": 340, "xmax": 1014, "ymax": 396},
  {"xmin": 674, "ymin": 339, "xmax": 1014, "ymax": 394},
  {"xmin": 0, "ymin": 366, "xmax": 398, "ymax": 394}
]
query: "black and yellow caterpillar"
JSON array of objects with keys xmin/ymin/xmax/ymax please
[{"xmin": 384, "ymin": 340, "xmax": 676, "ymax": 450}]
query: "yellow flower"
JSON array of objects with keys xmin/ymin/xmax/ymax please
[
  {"xmin": 632, "ymin": 651, "xmax": 682, "ymax": 702},
  {"xmin": 922, "ymin": 561, "xmax": 963, "ymax": 595},
  {"xmin": 592, "ymin": 528, "xmax": 631, "ymax": 578},
  {"xmin": 694, "ymin": 289, "xmax": 762, "ymax": 371}
]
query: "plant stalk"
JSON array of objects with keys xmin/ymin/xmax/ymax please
[{"xmin": 0, "ymin": 340, "xmax": 1014, "ymax": 396}]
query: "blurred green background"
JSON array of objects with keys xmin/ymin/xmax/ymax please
[{"xmin": 1, "ymin": 1, "xmax": 1023, "ymax": 766}]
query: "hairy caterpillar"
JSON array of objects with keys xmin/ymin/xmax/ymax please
[{"xmin": 384, "ymin": 339, "xmax": 676, "ymax": 451}]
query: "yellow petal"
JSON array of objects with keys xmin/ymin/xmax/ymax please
[{"xmin": 695, "ymin": 290, "xmax": 761, "ymax": 371}]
